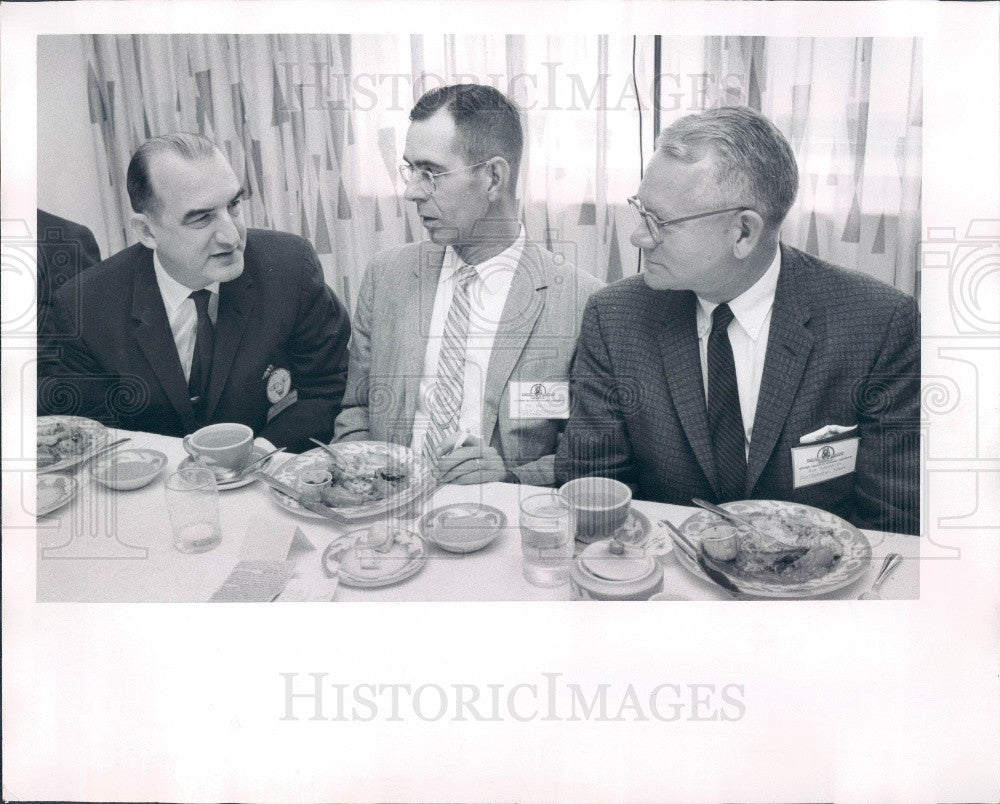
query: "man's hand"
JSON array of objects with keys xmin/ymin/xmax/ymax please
[{"xmin": 433, "ymin": 444, "xmax": 513, "ymax": 485}]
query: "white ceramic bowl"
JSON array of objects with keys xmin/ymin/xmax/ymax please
[
  {"xmin": 420, "ymin": 503, "xmax": 506, "ymax": 554},
  {"xmin": 89, "ymin": 448, "xmax": 167, "ymax": 491}
]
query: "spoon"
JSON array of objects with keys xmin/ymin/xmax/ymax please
[
  {"xmin": 207, "ymin": 447, "xmax": 286, "ymax": 482},
  {"xmin": 86, "ymin": 437, "xmax": 132, "ymax": 462},
  {"xmin": 858, "ymin": 553, "xmax": 903, "ymax": 600}
]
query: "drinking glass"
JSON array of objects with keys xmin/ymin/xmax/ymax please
[
  {"xmin": 519, "ymin": 492, "xmax": 575, "ymax": 587},
  {"xmin": 165, "ymin": 467, "xmax": 222, "ymax": 553}
]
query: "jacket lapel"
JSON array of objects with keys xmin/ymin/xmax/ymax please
[
  {"xmin": 480, "ymin": 243, "xmax": 546, "ymax": 440},
  {"xmin": 401, "ymin": 244, "xmax": 445, "ymax": 435},
  {"xmin": 130, "ymin": 250, "xmax": 195, "ymax": 426},
  {"xmin": 745, "ymin": 245, "xmax": 814, "ymax": 495},
  {"xmin": 658, "ymin": 290, "xmax": 720, "ymax": 495},
  {"xmin": 204, "ymin": 262, "xmax": 255, "ymax": 422}
]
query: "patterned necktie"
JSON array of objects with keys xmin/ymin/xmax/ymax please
[
  {"xmin": 187, "ymin": 289, "xmax": 215, "ymax": 418},
  {"xmin": 707, "ymin": 303, "xmax": 747, "ymax": 502},
  {"xmin": 422, "ymin": 263, "xmax": 478, "ymax": 462}
]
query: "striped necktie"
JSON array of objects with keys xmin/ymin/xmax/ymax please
[
  {"xmin": 707, "ymin": 303, "xmax": 747, "ymax": 502},
  {"xmin": 422, "ymin": 263, "xmax": 478, "ymax": 462}
]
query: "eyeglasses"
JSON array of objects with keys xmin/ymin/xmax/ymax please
[
  {"xmin": 398, "ymin": 160, "xmax": 493, "ymax": 193},
  {"xmin": 627, "ymin": 195, "xmax": 751, "ymax": 244}
]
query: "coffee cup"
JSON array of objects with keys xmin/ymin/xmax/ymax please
[
  {"xmin": 182, "ymin": 423, "xmax": 254, "ymax": 473},
  {"xmin": 558, "ymin": 476, "xmax": 632, "ymax": 542}
]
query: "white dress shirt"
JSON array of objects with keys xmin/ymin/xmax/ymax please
[
  {"xmin": 695, "ymin": 247, "xmax": 781, "ymax": 455},
  {"xmin": 410, "ymin": 227, "xmax": 526, "ymax": 452},
  {"xmin": 152, "ymin": 253, "xmax": 219, "ymax": 383}
]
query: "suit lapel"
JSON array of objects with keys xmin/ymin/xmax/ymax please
[
  {"xmin": 401, "ymin": 244, "xmax": 445, "ymax": 435},
  {"xmin": 130, "ymin": 250, "xmax": 195, "ymax": 426},
  {"xmin": 745, "ymin": 245, "xmax": 814, "ymax": 495},
  {"xmin": 204, "ymin": 261, "xmax": 255, "ymax": 422},
  {"xmin": 658, "ymin": 291, "xmax": 720, "ymax": 495},
  {"xmin": 480, "ymin": 244, "xmax": 546, "ymax": 440}
]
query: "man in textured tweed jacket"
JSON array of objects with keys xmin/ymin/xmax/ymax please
[
  {"xmin": 334, "ymin": 85, "xmax": 602, "ymax": 486},
  {"xmin": 556, "ymin": 107, "xmax": 919, "ymax": 535}
]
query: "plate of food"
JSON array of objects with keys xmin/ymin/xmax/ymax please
[
  {"xmin": 37, "ymin": 416, "xmax": 110, "ymax": 474},
  {"xmin": 673, "ymin": 500, "xmax": 871, "ymax": 598},
  {"xmin": 37, "ymin": 474, "xmax": 79, "ymax": 516},
  {"xmin": 268, "ymin": 441, "xmax": 435, "ymax": 520},
  {"xmin": 321, "ymin": 522, "xmax": 428, "ymax": 588}
]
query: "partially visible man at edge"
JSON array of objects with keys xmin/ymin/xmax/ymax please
[
  {"xmin": 334, "ymin": 84, "xmax": 603, "ymax": 485},
  {"xmin": 38, "ymin": 133, "xmax": 351, "ymax": 453},
  {"xmin": 556, "ymin": 106, "xmax": 919, "ymax": 535}
]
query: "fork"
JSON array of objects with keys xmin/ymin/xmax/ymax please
[{"xmin": 308, "ymin": 437, "xmax": 351, "ymax": 474}]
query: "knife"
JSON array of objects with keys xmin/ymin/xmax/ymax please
[
  {"xmin": 254, "ymin": 470, "xmax": 347, "ymax": 523},
  {"xmin": 659, "ymin": 519, "xmax": 742, "ymax": 596}
]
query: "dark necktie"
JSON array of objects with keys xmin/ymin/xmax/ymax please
[
  {"xmin": 187, "ymin": 289, "xmax": 215, "ymax": 416},
  {"xmin": 707, "ymin": 303, "xmax": 747, "ymax": 502}
]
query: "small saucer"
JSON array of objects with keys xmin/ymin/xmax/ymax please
[
  {"xmin": 178, "ymin": 444, "xmax": 275, "ymax": 490},
  {"xmin": 37, "ymin": 474, "xmax": 79, "ymax": 516}
]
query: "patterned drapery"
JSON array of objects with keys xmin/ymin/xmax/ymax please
[{"xmin": 82, "ymin": 34, "xmax": 921, "ymax": 309}]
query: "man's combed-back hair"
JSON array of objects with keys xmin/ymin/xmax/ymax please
[
  {"xmin": 656, "ymin": 106, "xmax": 799, "ymax": 225},
  {"xmin": 410, "ymin": 84, "xmax": 524, "ymax": 185},
  {"xmin": 126, "ymin": 132, "xmax": 219, "ymax": 216}
]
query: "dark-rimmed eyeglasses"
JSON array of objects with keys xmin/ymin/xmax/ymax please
[
  {"xmin": 398, "ymin": 160, "xmax": 493, "ymax": 193},
  {"xmin": 627, "ymin": 196, "xmax": 751, "ymax": 244}
]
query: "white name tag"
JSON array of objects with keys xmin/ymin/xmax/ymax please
[
  {"xmin": 790, "ymin": 437, "xmax": 859, "ymax": 489},
  {"xmin": 509, "ymin": 381, "xmax": 570, "ymax": 419}
]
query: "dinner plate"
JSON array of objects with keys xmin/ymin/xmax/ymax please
[
  {"xmin": 673, "ymin": 500, "xmax": 871, "ymax": 598},
  {"xmin": 178, "ymin": 444, "xmax": 276, "ymax": 490},
  {"xmin": 321, "ymin": 526, "xmax": 428, "ymax": 588},
  {"xmin": 269, "ymin": 441, "xmax": 435, "ymax": 521},
  {"xmin": 36, "ymin": 416, "xmax": 110, "ymax": 474},
  {"xmin": 37, "ymin": 474, "xmax": 79, "ymax": 516}
]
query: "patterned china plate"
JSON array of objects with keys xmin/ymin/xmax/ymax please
[
  {"xmin": 575, "ymin": 508, "xmax": 673, "ymax": 560},
  {"xmin": 321, "ymin": 526, "xmax": 428, "ymax": 588},
  {"xmin": 37, "ymin": 416, "xmax": 110, "ymax": 474},
  {"xmin": 269, "ymin": 441, "xmax": 435, "ymax": 520},
  {"xmin": 673, "ymin": 499, "xmax": 871, "ymax": 598},
  {"xmin": 37, "ymin": 474, "xmax": 79, "ymax": 516}
]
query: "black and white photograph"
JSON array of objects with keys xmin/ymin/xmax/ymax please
[{"xmin": 3, "ymin": 1, "xmax": 998, "ymax": 801}]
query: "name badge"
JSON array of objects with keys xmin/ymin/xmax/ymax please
[
  {"xmin": 509, "ymin": 381, "xmax": 570, "ymax": 419},
  {"xmin": 267, "ymin": 389, "xmax": 298, "ymax": 423},
  {"xmin": 790, "ymin": 437, "xmax": 859, "ymax": 489}
]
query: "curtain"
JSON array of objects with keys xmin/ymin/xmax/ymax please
[{"xmin": 81, "ymin": 34, "xmax": 921, "ymax": 309}]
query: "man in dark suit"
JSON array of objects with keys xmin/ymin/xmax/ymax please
[
  {"xmin": 38, "ymin": 133, "xmax": 350, "ymax": 453},
  {"xmin": 36, "ymin": 209, "xmax": 102, "ymax": 337},
  {"xmin": 556, "ymin": 107, "xmax": 919, "ymax": 535}
]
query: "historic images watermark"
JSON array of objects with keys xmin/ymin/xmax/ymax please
[
  {"xmin": 279, "ymin": 671, "xmax": 747, "ymax": 723},
  {"xmin": 275, "ymin": 62, "xmax": 748, "ymax": 114}
]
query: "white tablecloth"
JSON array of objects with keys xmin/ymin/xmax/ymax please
[{"xmin": 36, "ymin": 429, "xmax": 919, "ymax": 602}]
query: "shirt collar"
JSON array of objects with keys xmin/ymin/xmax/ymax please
[
  {"xmin": 153, "ymin": 251, "xmax": 220, "ymax": 315},
  {"xmin": 696, "ymin": 247, "xmax": 781, "ymax": 340},
  {"xmin": 442, "ymin": 225, "xmax": 527, "ymax": 283}
]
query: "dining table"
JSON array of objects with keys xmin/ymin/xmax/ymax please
[{"xmin": 35, "ymin": 428, "xmax": 920, "ymax": 602}]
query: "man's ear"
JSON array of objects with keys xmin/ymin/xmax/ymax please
[
  {"xmin": 130, "ymin": 213, "xmax": 157, "ymax": 249},
  {"xmin": 732, "ymin": 209, "xmax": 765, "ymax": 259},
  {"xmin": 484, "ymin": 157, "xmax": 512, "ymax": 203}
]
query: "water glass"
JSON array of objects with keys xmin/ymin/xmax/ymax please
[
  {"xmin": 519, "ymin": 492, "xmax": 575, "ymax": 587},
  {"xmin": 165, "ymin": 467, "xmax": 222, "ymax": 553}
]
